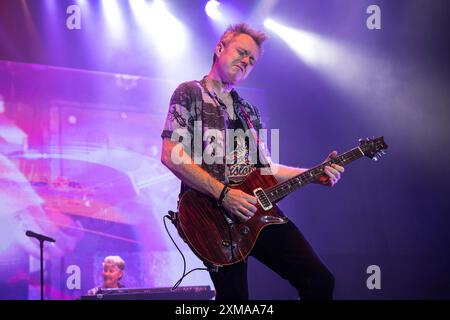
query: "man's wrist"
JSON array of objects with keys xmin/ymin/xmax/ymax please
[
  {"xmin": 210, "ymin": 180, "xmax": 226, "ymax": 200},
  {"xmin": 217, "ymin": 184, "xmax": 230, "ymax": 207}
]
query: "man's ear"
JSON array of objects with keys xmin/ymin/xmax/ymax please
[{"xmin": 215, "ymin": 42, "xmax": 224, "ymax": 57}]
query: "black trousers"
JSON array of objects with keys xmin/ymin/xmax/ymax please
[{"xmin": 208, "ymin": 220, "xmax": 335, "ymax": 300}]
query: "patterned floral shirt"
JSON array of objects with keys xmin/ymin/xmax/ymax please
[{"xmin": 161, "ymin": 77, "xmax": 270, "ymax": 196}]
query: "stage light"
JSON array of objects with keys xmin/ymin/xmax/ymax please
[
  {"xmin": 248, "ymin": 0, "xmax": 279, "ymax": 26},
  {"xmin": 129, "ymin": 0, "xmax": 151, "ymax": 28},
  {"xmin": 205, "ymin": 0, "xmax": 222, "ymax": 20},
  {"xmin": 149, "ymin": 0, "xmax": 187, "ymax": 56},
  {"xmin": 264, "ymin": 18, "xmax": 392, "ymax": 110},
  {"xmin": 264, "ymin": 18, "xmax": 322, "ymax": 66},
  {"xmin": 204, "ymin": 0, "xmax": 242, "ymax": 28},
  {"xmin": 101, "ymin": 0, "xmax": 125, "ymax": 40}
]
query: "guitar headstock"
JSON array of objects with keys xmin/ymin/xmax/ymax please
[{"xmin": 359, "ymin": 136, "xmax": 388, "ymax": 161}]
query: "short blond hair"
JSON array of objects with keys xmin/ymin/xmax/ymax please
[
  {"xmin": 213, "ymin": 23, "xmax": 268, "ymax": 64},
  {"xmin": 103, "ymin": 256, "xmax": 125, "ymax": 271}
]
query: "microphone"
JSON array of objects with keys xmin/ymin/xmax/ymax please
[{"xmin": 25, "ymin": 230, "xmax": 56, "ymax": 243}]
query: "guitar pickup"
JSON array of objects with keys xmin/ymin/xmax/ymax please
[{"xmin": 253, "ymin": 188, "xmax": 273, "ymax": 211}]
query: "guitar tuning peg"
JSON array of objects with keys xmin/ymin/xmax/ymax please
[
  {"xmin": 372, "ymin": 156, "xmax": 379, "ymax": 162},
  {"xmin": 381, "ymin": 150, "xmax": 386, "ymax": 155}
]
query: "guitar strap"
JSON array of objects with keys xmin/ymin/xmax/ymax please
[{"xmin": 237, "ymin": 104, "xmax": 271, "ymax": 169}]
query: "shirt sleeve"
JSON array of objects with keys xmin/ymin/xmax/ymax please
[{"xmin": 161, "ymin": 82, "xmax": 197, "ymax": 140}]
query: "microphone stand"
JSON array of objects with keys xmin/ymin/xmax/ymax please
[
  {"xmin": 26, "ymin": 231, "xmax": 55, "ymax": 300},
  {"xmin": 39, "ymin": 239, "xmax": 44, "ymax": 301}
]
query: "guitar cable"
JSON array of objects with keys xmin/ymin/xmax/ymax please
[{"xmin": 163, "ymin": 212, "xmax": 208, "ymax": 291}]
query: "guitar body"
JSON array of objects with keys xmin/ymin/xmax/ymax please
[
  {"xmin": 178, "ymin": 169, "xmax": 288, "ymax": 267},
  {"xmin": 177, "ymin": 137, "xmax": 388, "ymax": 267}
]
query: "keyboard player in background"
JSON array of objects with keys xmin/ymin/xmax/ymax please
[{"xmin": 87, "ymin": 256, "xmax": 126, "ymax": 296}]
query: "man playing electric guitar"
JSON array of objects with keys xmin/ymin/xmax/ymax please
[{"xmin": 161, "ymin": 23, "xmax": 344, "ymax": 300}]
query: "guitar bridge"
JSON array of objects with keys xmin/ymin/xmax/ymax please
[{"xmin": 253, "ymin": 188, "xmax": 273, "ymax": 211}]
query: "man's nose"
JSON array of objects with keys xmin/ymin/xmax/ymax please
[{"xmin": 241, "ymin": 56, "xmax": 250, "ymax": 66}]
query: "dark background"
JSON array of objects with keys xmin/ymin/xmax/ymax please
[{"xmin": 0, "ymin": 0, "xmax": 449, "ymax": 299}]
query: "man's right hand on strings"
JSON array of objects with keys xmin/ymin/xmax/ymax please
[{"xmin": 222, "ymin": 188, "xmax": 257, "ymax": 222}]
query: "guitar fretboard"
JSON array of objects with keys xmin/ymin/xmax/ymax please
[{"xmin": 265, "ymin": 147, "xmax": 365, "ymax": 203}]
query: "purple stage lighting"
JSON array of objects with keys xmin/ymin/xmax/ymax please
[
  {"xmin": 101, "ymin": 0, "xmax": 125, "ymax": 40},
  {"xmin": 205, "ymin": 0, "xmax": 222, "ymax": 20}
]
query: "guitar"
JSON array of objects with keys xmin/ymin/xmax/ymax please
[{"xmin": 177, "ymin": 137, "xmax": 388, "ymax": 267}]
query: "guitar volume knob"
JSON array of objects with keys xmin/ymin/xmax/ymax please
[
  {"xmin": 221, "ymin": 240, "xmax": 230, "ymax": 247},
  {"xmin": 241, "ymin": 226, "xmax": 250, "ymax": 235}
]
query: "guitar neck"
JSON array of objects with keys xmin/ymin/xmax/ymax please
[{"xmin": 265, "ymin": 147, "xmax": 365, "ymax": 203}]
